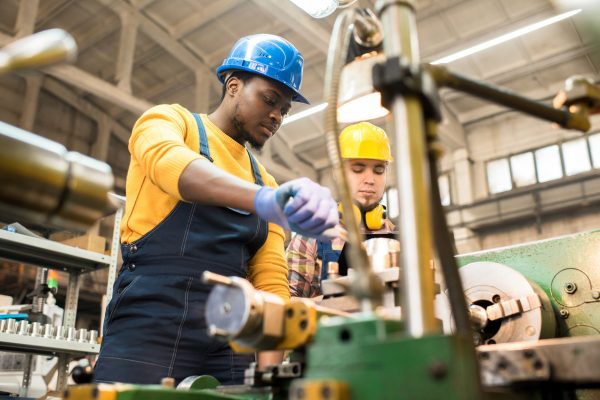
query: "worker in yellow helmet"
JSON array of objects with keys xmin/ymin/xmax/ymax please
[{"xmin": 287, "ymin": 122, "xmax": 395, "ymax": 298}]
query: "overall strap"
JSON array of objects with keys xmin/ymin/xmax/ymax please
[
  {"xmin": 246, "ymin": 150, "xmax": 264, "ymax": 186},
  {"xmin": 192, "ymin": 113, "xmax": 214, "ymax": 162},
  {"xmin": 193, "ymin": 113, "xmax": 263, "ymax": 186}
]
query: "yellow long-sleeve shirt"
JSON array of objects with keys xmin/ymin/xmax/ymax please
[{"xmin": 121, "ymin": 104, "xmax": 289, "ymax": 300}]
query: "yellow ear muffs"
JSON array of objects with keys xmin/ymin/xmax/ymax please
[
  {"xmin": 338, "ymin": 203, "xmax": 386, "ymax": 231},
  {"xmin": 364, "ymin": 204, "xmax": 385, "ymax": 231}
]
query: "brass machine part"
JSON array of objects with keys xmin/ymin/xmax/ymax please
[
  {"xmin": 553, "ymin": 75, "xmax": 600, "ymax": 120},
  {"xmin": 203, "ymin": 272, "xmax": 348, "ymax": 352},
  {"xmin": 0, "ymin": 122, "xmax": 115, "ymax": 231},
  {"xmin": 289, "ymin": 379, "xmax": 350, "ymax": 400},
  {"xmin": 63, "ymin": 383, "xmax": 122, "ymax": 400}
]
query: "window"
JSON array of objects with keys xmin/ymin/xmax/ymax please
[
  {"xmin": 535, "ymin": 145, "xmax": 563, "ymax": 183},
  {"xmin": 486, "ymin": 158, "xmax": 512, "ymax": 194},
  {"xmin": 510, "ymin": 152, "xmax": 536, "ymax": 187},
  {"xmin": 485, "ymin": 134, "xmax": 600, "ymax": 198},
  {"xmin": 383, "ymin": 187, "xmax": 399, "ymax": 219},
  {"xmin": 590, "ymin": 133, "xmax": 600, "ymax": 169},
  {"xmin": 438, "ymin": 174, "xmax": 451, "ymax": 206},
  {"xmin": 562, "ymin": 138, "xmax": 591, "ymax": 176}
]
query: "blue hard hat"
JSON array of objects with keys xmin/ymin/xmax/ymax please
[{"xmin": 216, "ymin": 34, "xmax": 309, "ymax": 104}]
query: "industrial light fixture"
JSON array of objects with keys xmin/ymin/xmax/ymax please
[
  {"xmin": 337, "ymin": 52, "xmax": 389, "ymax": 123},
  {"xmin": 283, "ymin": 8, "xmax": 582, "ymax": 125},
  {"xmin": 288, "ymin": 0, "xmax": 357, "ymax": 19},
  {"xmin": 282, "ymin": 102, "xmax": 328, "ymax": 126},
  {"xmin": 431, "ymin": 8, "xmax": 582, "ymax": 64}
]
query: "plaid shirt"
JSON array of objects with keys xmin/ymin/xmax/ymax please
[{"xmin": 287, "ymin": 220, "xmax": 395, "ymax": 298}]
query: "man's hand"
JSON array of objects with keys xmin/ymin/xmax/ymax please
[{"xmin": 254, "ymin": 178, "xmax": 339, "ymax": 240}]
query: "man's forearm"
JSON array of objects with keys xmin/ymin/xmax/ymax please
[{"xmin": 178, "ymin": 158, "xmax": 259, "ymax": 211}]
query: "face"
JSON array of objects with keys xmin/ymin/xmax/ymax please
[
  {"xmin": 229, "ymin": 76, "xmax": 293, "ymax": 150},
  {"xmin": 344, "ymin": 158, "xmax": 387, "ymax": 211}
]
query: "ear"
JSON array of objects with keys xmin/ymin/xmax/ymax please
[{"xmin": 226, "ymin": 76, "xmax": 242, "ymax": 97}]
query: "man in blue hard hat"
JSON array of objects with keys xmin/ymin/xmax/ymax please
[{"xmin": 94, "ymin": 34, "xmax": 338, "ymax": 385}]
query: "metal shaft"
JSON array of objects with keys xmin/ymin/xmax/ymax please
[
  {"xmin": 376, "ymin": 0, "xmax": 437, "ymax": 337},
  {"xmin": 0, "ymin": 29, "xmax": 77, "ymax": 75},
  {"xmin": 428, "ymin": 65, "xmax": 590, "ymax": 132},
  {"xmin": 0, "ymin": 121, "xmax": 114, "ymax": 231},
  {"xmin": 323, "ymin": 9, "xmax": 381, "ymax": 310},
  {"xmin": 202, "ymin": 271, "xmax": 234, "ymax": 287}
]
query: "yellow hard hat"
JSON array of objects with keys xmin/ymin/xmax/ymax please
[{"xmin": 339, "ymin": 122, "xmax": 392, "ymax": 161}]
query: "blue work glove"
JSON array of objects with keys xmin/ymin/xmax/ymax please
[{"xmin": 254, "ymin": 178, "xmax": 339, "ymax": 240}]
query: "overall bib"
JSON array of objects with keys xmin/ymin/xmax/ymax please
[
  {"xmin": 94, "ymin": 114, "xmax": 267, "ymax": 385},
  {"xmin": 317, "ymin": 240, "xmax": 343, "ymax": 281}
]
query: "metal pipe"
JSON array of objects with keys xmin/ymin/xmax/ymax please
[
  {"xmin": 428, "ymin": 65, "xmax": 590, "ymax": 132},
  {"xmin": 427, "ymin": 137, "xmax": 472, "ymax": 336},
  {"xmin": 0, "ymin": 29, "xmax": 77, "ymax": 75},
  {"xmin": 323, "ymin": 9, "xmax": 382, "ymax": 311},
  {"xmin": 375, "ymin": 0, "xmax": 438, "ymax": 337},
  {"xmin": 0, "ymin": 121, "xmax": 114, "ymax": 231}
]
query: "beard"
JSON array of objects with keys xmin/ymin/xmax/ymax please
[
  {"xmin": 232, "ymin": 103, "xmax": 264, "ymax": 150},
  {"xmin": 356, "ymin": 197, "xmax": 383, "ymax": 213}
]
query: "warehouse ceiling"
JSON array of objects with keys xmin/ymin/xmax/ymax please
[{"xmin": 0, "ymin": 0, "xmax": 598, "ymax": 189}]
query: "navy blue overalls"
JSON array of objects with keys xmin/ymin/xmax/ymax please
[{"xmin": 94, "ymin": 114, "xmax": 266, "ymax": 385}]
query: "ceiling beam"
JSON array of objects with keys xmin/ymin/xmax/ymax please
[
  {"xmin": 43, "ymin": 78, "xmax": 132, "ymax": 145},
  {"xmin": 141, "ymin": 70, "xmax": 193, "ymax": 100},
  {"xmin": 74, "ymin": 18, "xmax": 119, "ymax": 54},
  {"xmin": 96, "ymin": 0, "xmax": 210, "ymax": 72},
  {"xmin": 91, "ymin": 114, "xmax": 112, "ymax": 161},
  {"xmin": 205, "ymin": 20, "xmax": 289, "ymax": 67},
  {"xmin": 0, "ymin": 32, "xmax": 153, "ymax": 116},
  {"xmin": 36, "ymin": 0, "xmax": 71, "ymax": 28},
  {"xmin": 44, "ymin": 64, "xmax": 154, "ymax": 115},
  {"xmin": 286, "ymin": 138, "xmax": 324, "ymax": 157},
  {"xmin": 15, "ymin": 0, "xmax": 39, "ymax": 37},
  {"xmin": 96, "ymin": 0, "xmax": 215, "ymax": 112},
  {"xmin": 415, "ymin": 0, "xmax": 469, "ymax": 20},
  {"xmin": 115, "ymin": 11, "xmax": 139, "ymax": 92},
  {"xmin": 170, "ymin": 0, "xmax": 239, "ymax": 40},
  {"xmin": 19, "ymin": 75, "xmax": 43, "ymax": 131},
  {"xmin": 129, "ymin": 0, "xmax": 156, "ymax": 9},
  {"xmin": 250, "ymin": 0, "xmax": 330, "ymax": 54},
  {"xmin": 269, "ymin": 135, "xmax": 317, "ymax": 181},
  {"xmin": 256, "ymin": 143, "xmax": 298, "ymax": 183}
]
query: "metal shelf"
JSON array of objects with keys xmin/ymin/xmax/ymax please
[
  {"xmin": 0, "ymin": 332, "xmax": 100, "ymax": 357},
  {"xmin": 0, "ymin": 206, "xmax": 123, "ymax": 394},
  {"xmin": 0, "ymin": 229, "xmax": 110, "ymax": 272}
]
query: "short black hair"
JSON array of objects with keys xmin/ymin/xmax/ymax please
[{"xmin": 220, "ymin": 71, "xmax": 256, "ymax": 101}]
